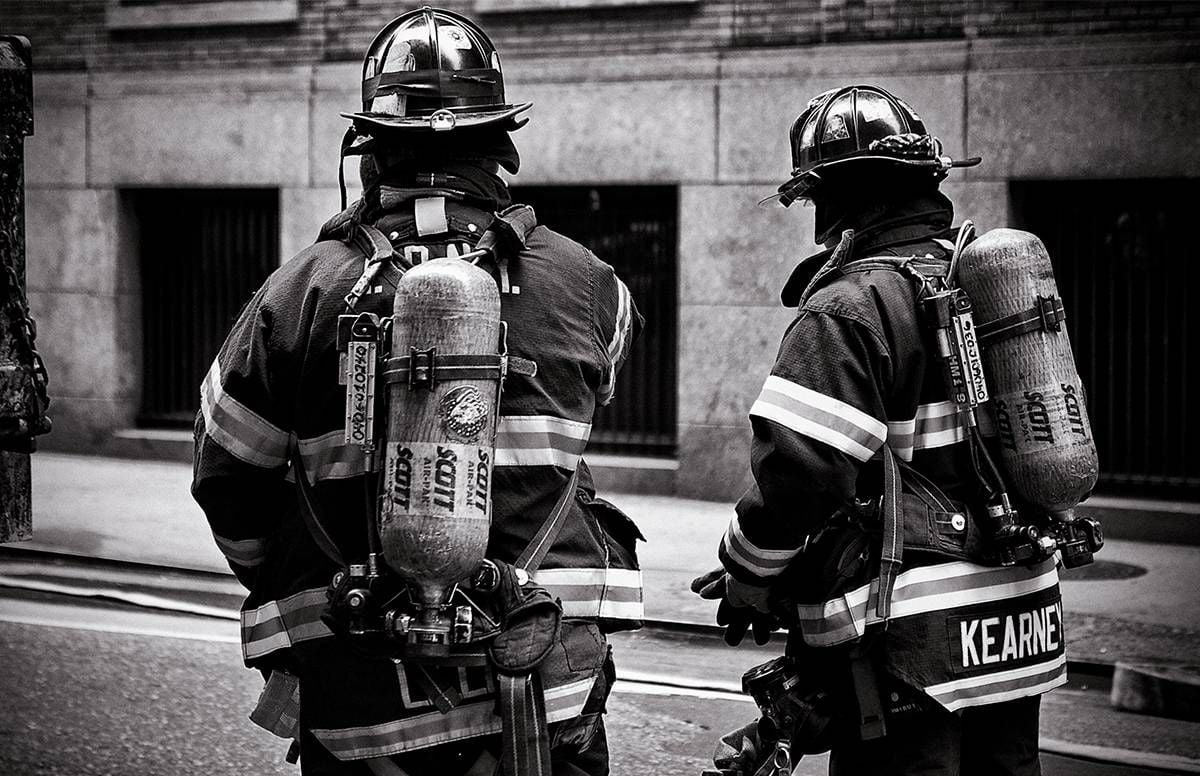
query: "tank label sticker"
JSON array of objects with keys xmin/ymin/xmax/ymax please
[
  {"xmin": 344, "ymin": 341, "xmax": 377, "ymax": 447},
  {"xmin": 439, "ymin": 386, "xmax": 491, "ymax": 442},
  {"xmin": 950, "ymin": 303, "xmax": 989, "ymax": 406},
  {"xmin": 991, "ymin": 381, "xmax": 1092, "ymax": 453},
  {"xmin": 386, "ymin": 441, "xmax": 490, "ymax": 520}
]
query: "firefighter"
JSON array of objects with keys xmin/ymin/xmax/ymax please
[
  {"xmin": 191, "ymin": 8, "xmax": 643, "ymax": 774},
  {"xmin": 694, "ymin": 85, "xmax": 1068, "ymax": 775}
]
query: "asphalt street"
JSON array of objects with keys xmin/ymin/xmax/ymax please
[
  {"xmin": 0, "ymin": 586, "xmax": 1191, "ymax": 776},
  {"xmin": 2, "ymin": 453, "xmax": 1199, "ymax": 774}
]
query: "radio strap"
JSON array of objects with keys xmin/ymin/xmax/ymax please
[
  {"xmin": 291, "ymin": 454, "xmax": 347, "ymax": 568},
  {"xmin": 517, "ymin": 466, "xmax": 580, "ymax": 573},
  {"xmin": 848, "ymin": 637, "xmax": 887, "ymax": 741},
  {"xmin": 875, "ymin": 444, "xmax": 902, "ymax": 620},
  {"xmin": 493, "ymin": 463, "xmax": 580, "ymax": 776}
]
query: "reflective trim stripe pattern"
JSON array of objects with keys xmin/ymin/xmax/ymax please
[
  {"xmin": 750, "ymin": 375, "xmax": 887, "ymax": 462},
  {"xmin": 241, "ymin": 588, "xmax": 332, "ymax": 660},
  {"xmin": 312, "ymin": 675, "xmax": 596, "ymax": 759},
  {"xmin": 720, "ymin": 518, "xmax": 801, "ymax": 578},
  {"xmin": 213, "ymin": 533, "xmax": 266, "ymax": 568},
  {"xmin": 200, "ymin": 359, "xmax": 289, "ymax": 468},
  {"xmin": 599, "ymin": 277, "xmax": 634, "ymax": 405},
  {"xmin": 533, "ymin": 567, "xmax": 644, "ymax": 621},
  {"xmin": 297, "ymin": 430, "xmax": 377, "ymax": 482},
  {"xmin": 794, "ymin": 558, "xmax": 1059, "ymax": 647},
  {"xmin": 924, "ymin": 653, "xmax": 1068, "ymax": 712},
  {"xmin": 886, "ymin": 418, "xmax": 916, "ymax": 461},
  {"xmin": 494, "ymin": 415, "xmax": 590, "ymax": 470},
  {"xmin": 887, "ymin": 401, "xmax": 966, "ymax": 461}
]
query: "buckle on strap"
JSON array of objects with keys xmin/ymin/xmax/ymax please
[
  {"xmin": 977, "ymin": 294, "xmax": 1066, "ymax": 346},
  {"xmin": 383, "ymin": 350, "xmax": 506, "ymax": 388}
]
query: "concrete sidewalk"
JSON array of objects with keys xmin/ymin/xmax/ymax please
[
  {"xmin": 6, "ymin": 453, "xmax": 1200, "ymax": 765},
  {"xmin": 16, "ymin": 453, "xmax": 1200, "ymax": 641}
]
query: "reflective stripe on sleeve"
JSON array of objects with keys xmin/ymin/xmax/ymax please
[
  {"xmin": 887, "ymin": 402, "xmax": 967, "ymax": 460},
  {"xmin": 794, "ymin": 558, "xmax": 1060, "ymax": 648},
  {"xmin": 599, "ymin": 278, "xmax": 634, "ymax": 404},
  {"xmin": 720, "ymin": 518, "xmax": 802, "ymax": 578},
  {"xmin": 533, "ymin": 567, "xmax": 644, "ymax": 621},
  {"xmin": 311, "ymin": 675, "xmax": 596, "ymax": 759},
  {"xmin": 923, "ymin": 653, "xmax": 1068, "ymax": 712},
  {"xmin": 297, "ymin": 430, "xmax": 378, "ymax": 482},
  {"xmin": 913, "ymin": 401, "xmax": 966, "ymax": 450},
  {"xmin": 750, "ymin": 375, "xmax": 887, "ymax": 462},
  {"xmin": 887, "ymin": 418, "xmax": 916, "ymax": 461},
  {"xmin": 213, "ymin": 533, "xmax": 266, "ymax": 568},
  {"xmin": 200, "ymin": 359, "xmax": 289, "ymax": 468},
  {"xmin": 494, "ymin": 415, "xmax": 590, "ymax": 470},
  {"xmin": 241, "ymin": 587, "xmax": 332, "ymax": 660}
]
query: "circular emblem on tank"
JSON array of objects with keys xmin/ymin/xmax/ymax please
[{"xmin": 439, "ymin": 386, "xmax": 490, "ymax": 441}]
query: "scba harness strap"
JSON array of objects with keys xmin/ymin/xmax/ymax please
[{"xmin": 296, "ymin": 201, "xmax": 581, "ymax": 774}]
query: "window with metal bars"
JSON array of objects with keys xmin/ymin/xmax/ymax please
[
  {"xmin": 511, "ymin": 185, "xmax": 678, "ymax": 458},
  {"xmin": 1010, "ymin": 179, "xmax": 1199, "ymax": 499},
  {"xmin": 131, "ymin": 188, "xmax": 279, "ymax": 428}
]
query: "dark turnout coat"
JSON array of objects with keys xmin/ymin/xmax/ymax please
[
  {"xmin": 721, "ymin": 199, "xmax": 1066, "ymax": 713},
  {"xmin": 192, "ymin": 189, "xmax": 642, "ymax": 759}
]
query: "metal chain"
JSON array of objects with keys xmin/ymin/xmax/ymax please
[{"xmin": 0, "ymin": 255, "xmax": 50, "ymax": 421}]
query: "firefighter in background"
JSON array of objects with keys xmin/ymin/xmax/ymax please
[
  {"xmin": 192, "ymin": 8, "xmax": 643, "ymax": 774},
  {"xmin": 694, "ymin": 85, "xmax": 1086, "ymax": 775}
]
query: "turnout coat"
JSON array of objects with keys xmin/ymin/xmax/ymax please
[
  {"xmin": 192, "ymin": 189, "xmax": 643, "ymax": 759},
  {"xmin": 721, "ymin": 200, "xmax": 1067, "ymax": 713}
]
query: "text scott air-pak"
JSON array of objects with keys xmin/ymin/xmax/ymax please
[{"xmin": 925, "ymin": 223, "xmax": 1102, "ymax": 568}]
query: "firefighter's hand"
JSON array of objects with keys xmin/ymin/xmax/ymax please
[{"xmin": 691, "ymin": 568, "xmax": 777, "ymax": 646}]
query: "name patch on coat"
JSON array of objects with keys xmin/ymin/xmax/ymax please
[{"xmin": 949, "ymin": 599, "xmax": 1064, "ymax": 672}]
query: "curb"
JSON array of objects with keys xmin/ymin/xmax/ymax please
[
  {"xmin": 1080, "ymin": 497, "xmax": 1200, "ymax": 547},
  {"xmin": 1041, "ymin": 738, "xmax": 1200, "ymax": 774},
  {"xmin": 1112, "ymin": 661, "xmax": 1200, "ymax": 723}
]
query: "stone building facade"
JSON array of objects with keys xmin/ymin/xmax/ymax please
[{"xmin": 8, "ymin": 0, "xmax": 1200, "ymax": 501}]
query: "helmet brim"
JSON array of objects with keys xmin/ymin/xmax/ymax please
[
  {"xmin": 767, "ymin": 153, "xmax": 981, "ymax": 208},
  {"xmin": 342, "ymin": 103, "xmax": 532, "ymax": 132}
]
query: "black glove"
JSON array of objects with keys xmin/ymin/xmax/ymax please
[{"xmin": 691, "ymin": 567, "xmax": 778, "ymax": 647}]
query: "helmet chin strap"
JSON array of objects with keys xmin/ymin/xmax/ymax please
[{"xmin": 338, "ymin": 125, "xmax": 360, "ymax": 211}]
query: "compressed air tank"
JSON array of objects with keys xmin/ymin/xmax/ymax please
[
  {"xmin": 956, "ymin": 229, "xmax": 1098, "ymax": 520},
  {"xmin": 379, "ymin": 257, "xmax": 501, "ymax": 607}
]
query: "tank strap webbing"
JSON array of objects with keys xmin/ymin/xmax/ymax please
[
  {"xmin": 382, "ymin": 351, "xmax": 537, "ymax": 388},
  {"xmin": 977, "ymin": 294, "xmax": 1066, "ymax": 346},
  {"xmin": 383, "ymin": 352, "xmax": 506, "ymax": 387}
]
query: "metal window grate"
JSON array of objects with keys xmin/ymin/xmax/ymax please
[
  {"xmin": 1010, "ymin": 179, "xmax": 1200, "ymax": 499},
  {"xmin": 132, "ymin": 188, "xmax": 278, "ymax": 428},
  {"xmin": 511, "ymin": 185, "xmax": 678, "ymax": 458}
]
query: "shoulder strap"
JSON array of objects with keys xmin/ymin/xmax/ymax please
[
  {"xmin": 343, "ymin": 223, "xmax": 399, "ymax": 311},
  {"xmin": 471, "ymin": 204, "xmax": 538, "ymax": 295}
]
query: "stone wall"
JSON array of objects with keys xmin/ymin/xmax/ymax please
[
  {"xmin": 14, "ymin": 18, "xmax": 1200, "ymax": 496},
  {"xmin": 10, "ymin": 1, "xmax": 1200, "ymax": 72}
]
